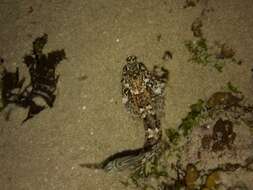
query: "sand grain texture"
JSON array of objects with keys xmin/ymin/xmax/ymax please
[{"xmin": 0, "ymin": 0, "xmax": 253, "ymax": 189}]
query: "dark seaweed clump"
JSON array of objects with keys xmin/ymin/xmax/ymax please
[
  {"xmin": 191, "ymin": 17, "xmax": 203, "ymax": 38},
  {"xmin": 183, "ymin": 0, "xmax": 200, "ymax": 9},
  {"xmin": 1, "ymin": 34, "xmax": 66, "ymax": 123},
  {"xmin": 162, "ymin": 50, "xmax": 173, "ymax": 61}
]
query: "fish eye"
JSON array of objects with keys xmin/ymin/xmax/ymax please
[{"xmin": 126, "ymin": 56, "xmax": 137, "ymax": 64}]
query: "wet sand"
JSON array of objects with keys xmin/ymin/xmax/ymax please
[{"xmin": 0, "ymin": 0, "xmax": 253, "ymax": 189}]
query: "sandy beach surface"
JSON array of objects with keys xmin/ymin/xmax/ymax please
[{"xmin": 0, "ymin": 0, "xmax": 253, "ymax": 189}]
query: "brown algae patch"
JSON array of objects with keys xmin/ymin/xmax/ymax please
[{"xmin": 185, "ymin": 5, "xmax": 242, "ymax": 72}]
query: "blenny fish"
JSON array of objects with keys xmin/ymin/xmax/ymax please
[{"xmin": 80, "ymin": 56, "xmax": 168, "ymax": 171}]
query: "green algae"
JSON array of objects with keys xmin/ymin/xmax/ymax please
[{"xmin": 179, "ymin": 99, "xmax": 206, "ymax": 136}]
